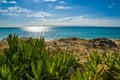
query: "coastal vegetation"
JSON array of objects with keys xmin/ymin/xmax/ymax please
[{"xmin": 0, "ymin": 34, "xmax": 120, "ymax": 80}]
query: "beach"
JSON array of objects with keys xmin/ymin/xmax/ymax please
[{"xmin": 1, "ymin": 37, "xmax": 120, "ymax": 60}]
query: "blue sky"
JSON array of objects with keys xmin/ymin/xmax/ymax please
[{"xmin": 0, "ymin": 0, "xmax": 120, "ymax": 27}]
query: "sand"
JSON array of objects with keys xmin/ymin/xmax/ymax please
[{"xmin": 0, "ymin": 37, "xmax": 120, "ymax": 59}]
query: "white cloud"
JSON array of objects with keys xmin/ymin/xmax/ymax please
[
  {"xmin": 0, "ymin": 6, "xmax": 31, "ymax": 17},
  {"xmin": 44, "ymin": 0, "xmax": 56, "ymax": 2},
  {"xmin": 7, "ymin": 6, "xmax": 32, "ymax": 13},
  {"xmin": 27, "ymin": 12, "xmax": 51, "ymax": 18},
  {"xmin": 57, "ymin": 17, "xmax": 120, "ymax": 27},
  {"xmin": 55, "ymin": 6, "xmax": 72, "ymax": 10},
  {"xmin": 9, "ymin": 1, "xmax": 16, "ymax": 4},
  {"xmin": 108, "ymin": 5, "xmax": 112, "ymax": 8},
  {"xmin": 0, "ymin": 0, "xmax": 7, "ymax": 3},
  {"xmin": 112, "ymin": 3, "xmax": 115, "ymax": 6},
  {"xmin": 59, "ymin": 1, "xmax": 65, "ymax": 4},
  {"xmin": 0, "ymin": 9, "xmax": 8, "ymax": 12},
  {"xmin": 2, "ymin": 13, "xmax": 18, "ymax": 16},
  {"xmin": 0, "ymin": 6, "xmax": 51, "ymax": 18},
  {"xmin": 30, "ymin": 16, "xmax": 120, "ymax": 27},
  {"xmin": 57, "ymin": 16, "xmax": 85, "ymax": 21},
  {"xmin": 108, "ymin": 3, "xmax": 115, "ymax": 9}
]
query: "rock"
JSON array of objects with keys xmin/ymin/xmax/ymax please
[
  {"xmin": 88, "ymin": 38, "xmax": 118, "ymax": 48},
  {"xmin": 0, "ymin": 37, "xmax": 120, "ymax": 57},
  {"xmin": 67, "ymin": 37, "xmax": 79, "ymax": 41},
  {"xmin": 53, "ymin": 41, "xmax": 57, "ymax": 45}
]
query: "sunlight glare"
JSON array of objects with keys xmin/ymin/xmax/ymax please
[{"xmin": 22, "ymin": 27, "xmax": 50, "ymax": 32}]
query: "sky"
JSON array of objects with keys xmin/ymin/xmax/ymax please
[{"xmin": 0, "ymin": 0, "xmax": 120, "ymax": 27}]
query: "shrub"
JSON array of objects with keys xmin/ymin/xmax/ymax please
[
  {"xmin": 0, "ymin": 34, "xmax": 120, "ymax": 80},
  {"xmin": 0, "ymin": 34, "xmax": 78, "ymax": 80}
]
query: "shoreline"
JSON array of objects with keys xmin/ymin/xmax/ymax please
[
  {"xmin": 1, "ymin": 37, "xmax": 120, "ymax": 56},
  {"xmin": 0, "ymin": 37, "xmax": 120, "ymax": 62},
  {"xmin": 1, "ymin": 37, "xmax": 120, "ymax": 42}
]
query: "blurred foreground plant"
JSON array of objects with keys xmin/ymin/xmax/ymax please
[
  {"xmin": 71, "ymin": 51, "xmax": 120, "ymax": 80},
  {"xmin": 0, "ymin": 34, "xmax": 120, "ymax": 80},
  {"xmin": 0, "ymin": 33, "xmax": 79, "ymax": 80}
]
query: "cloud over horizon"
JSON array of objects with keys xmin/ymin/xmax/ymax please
[{"xmin": 11, "ymin": 16, "xmax": 120, "ymax": 27}]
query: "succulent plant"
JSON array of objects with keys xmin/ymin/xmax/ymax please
[{"xmin": 0, "ymin": 34, "xmax": 120, "ymax": 80}]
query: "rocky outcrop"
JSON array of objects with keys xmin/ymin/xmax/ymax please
[
  {"xmin": 86, "ymin": 38, "xmax": 118, "ymax": 49},
  {"xmin": 0, "ymin": 37, "xmax": 120, "ymax": 57},
  {"xmin": 46, "ymin": 37, "xmax": 120, "ymax": 57}
]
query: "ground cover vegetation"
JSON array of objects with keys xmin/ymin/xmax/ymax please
[{"xmin": 0, "ymin": 34, "xmax": 120, "ymax": 80}]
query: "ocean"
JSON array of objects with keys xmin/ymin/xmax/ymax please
[{"xmin": 0, "ymin": 27, "xmax": 120, "ymax": 40}]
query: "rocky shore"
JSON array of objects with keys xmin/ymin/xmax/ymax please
[{"xmin": 0, "ymin": 37, "xmax": 120, "ymax": 59}]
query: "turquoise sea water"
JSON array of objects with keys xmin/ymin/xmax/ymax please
[{"xmin": 0, "ymin": 27, "xmax": 120, "ymax": 40}]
